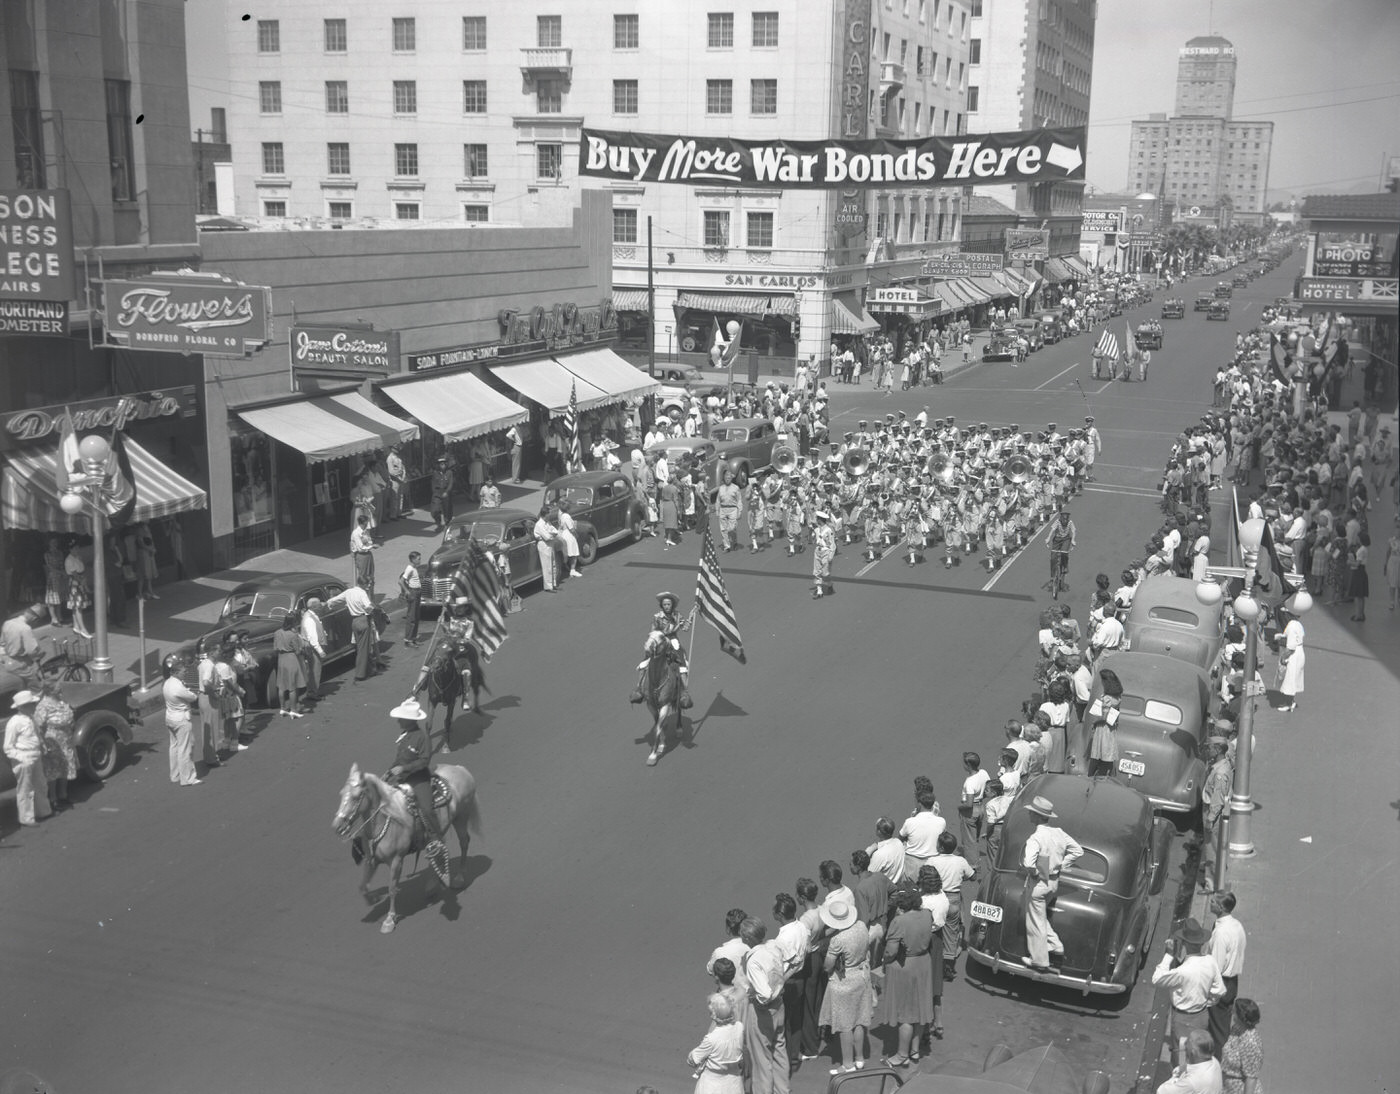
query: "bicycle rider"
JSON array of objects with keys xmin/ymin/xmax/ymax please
[{"xmin": 1047, "ymin": 509, "xmax": 1077, "ymax": 590}]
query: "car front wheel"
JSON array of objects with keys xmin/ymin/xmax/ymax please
[{"xmin": 579, "ymin": 533, "xmax": 599, "ymax": 565}]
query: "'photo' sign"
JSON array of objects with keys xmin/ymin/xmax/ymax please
[
  {"xmin": 0, "ymin": 188, "xmax": 76, "ymax": 301},
  {"xmin": 579, "ymin": 126, "xmax": 1086, "ymax": 188}
]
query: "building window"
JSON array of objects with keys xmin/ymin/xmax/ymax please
[
  {"xmin": 537, "ymin": 142, "xmax": 563, "ymax": 180},
  {"xmin": 746, "ymin": 211, "xmax": 773, "ymax": 249},
  {"xmin": 969, "ymin": 37, "xmax": 980, "ymax": 63},
  {"xmin": 752, "ymin": 11, "xmax": 779, "ymax": 47},
  {"xmin": 463, "ymin": 80, "xmax": 487, "ymax": 113},
  {"xmin": 9, "ymin": 70, "xmax": 45, "ymax": 188},
  {"xmin": 751, "ymin": 79, "xmax": 777, "ymax": 115},
  {"xmin": 970, "ymin": 0, "xmax": 982, "ymax": 14},
  {"xmin": 257, "ymin": 145, "xmax": 283, "ymax": 182},
  {"xmin": 392, "ymin": 17, "xmax": 415, "ymax": 51},
  {"xmin": 924, "ymin": 213, "xmax": 931, "ymax": 241},
  {"xmin": 327, "ymin": 142, "xmax": 351, "ymax": 175},
  {"xmin": 876, "ymin": 212, "xmax": 888, "ymax": 239},
  {"xmin": 893, "ymin": 212, "xmax": 902, "ymax": 241},
  {"xmin": 328, "ymin": 201, "xmax": 353, "ymax": 219},
  {"xmin": 464, "ymin": 204, "xmax": 489, "ymax": 223},
  {"xmin": 706, "ymin": 79, "xmax": 733, "ymax": 115},
  {"xmin": 613, "ymin": 80, "xmax": 638, "ymax": 115},
  {"xmin": 916, "ymin": 45, "xmax": 925, "ymax": 74},
  {"xmin": 614, "ymin": 13, "xmax": 639, "ymax": 49},
  {"xmin": 613, "ymin": 207, "xmax": 638, "ymax": 243},
  {"xmin": 703, "ymin": 210, "xmax": 730, "ymax": 247},
  {"xmin": 105, "ymin": 79, "xmax": 137, "ymax": 200},
  {"xmin": 324, "ymin": 18, "xmax": 347, "ymax": 52},
  {"xmin": 259, "ymin": 81, "xmax": 282, "ymax": 114},
  {"xmin": 708, "ymin": 12, "xmax": 734, "ymax": 48},
  {"xmin": 393, "ymin": 80, "xmax": 417, "ymax": 115},
  {"xmin": 263, "ymin": 200, "xmax": 286, "ymax": 217},
  {"xmin": 326, "ymin": 81, "xmax": 349, "ymax": 113},
  {"xmin": 967, "ymin": 86, "xmax": 979, "ymax": 111},
  {"xmin": 394, "ymin": 143, "xmax": 418, "ymax": 177},
  {"xmin": 537, "ymin": 15, "xmax": 562, "ymax": 47},
  {"xmin": 537, "ymin": 80, "xmax": 563, "ymax": 113},
  {"xmin": 395, "ymin": 202, "xmax": 420, "ymax": 220},
  {"xmin": 257, "ymin": 19, "xmax": 279, "ymax": 52},
  {"xmin": 463, "ymin": 16, "xmax": 487, "ymax": 50},
  {"xmin": 464, "ymin": 143, "xmax": 489, "ymax": 177}
]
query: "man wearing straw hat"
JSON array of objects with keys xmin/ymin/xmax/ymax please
[
  {"xmin": 386, "ymin": 697, "xmax": 450, "ymax": 886},
  {"xmin": 1152, "ymin": 917, "xmax": 1225, "ymax": 1068},
  {"xmin": 1019, "ymin": 795, "xmax": 1082, "ymax": 972},
  {"xmin": 4, "ymin": 690, "xmax": 49, "ymax": 825}
]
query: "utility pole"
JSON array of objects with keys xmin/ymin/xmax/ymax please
[{"xmin": 647, "ymin": 216, "xmax": 656, "ymax": 378}]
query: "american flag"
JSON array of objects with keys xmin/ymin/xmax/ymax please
[
  {"xmin": 451, "ymin": 537, "xmax": 509, "ymax": 657},
  {"xmin": 1094, "ymin": 328, "xmax": 1119, "ymax": 360},
  {"xmin": 563, "ymin": 379, "xmax": 583, "ymax": 473},
  {"xmin": 695, "ymin": 521, "xmax": 746, "ymax": 663},
  {"xmin": 1124, "ymin": 319, "xmax": 1139, "ymax": 362}
]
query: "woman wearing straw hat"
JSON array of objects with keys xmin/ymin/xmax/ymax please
[{"xmin": 818, "ymin": 897, "xmax": 874, "ymax": 1075}]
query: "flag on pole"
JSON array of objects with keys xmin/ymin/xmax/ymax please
[
  {"xmin": 101, "ymin": 427, "xmax": 137, "ymax": 525},
  {"xmin": 564, "ymin": 378, "xmax": 583, "ymax": 473},
  {"xmin": 1094, "ymin": 328, "xmax": 1119, "ymax": 361},
  {"xmin": 694, "ymin": 521, "xmax": 746, "ymax": 663},
  {"xmin": 451, "ymin": 538, "xmax": 509, "ymax": 657},
  {"xmin": 54, "ymin": 408, "xmax": 84, "ymax": 496}
]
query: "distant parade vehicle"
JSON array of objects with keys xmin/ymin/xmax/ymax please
[
  {"xmin": 424, "ymin": 508, "xmax": 573, "ymax": 607},
  {"xmin": 1012, "ymin": 318, "xmax": 1045, "ymax": 352},
  {"xmin": 1134, "ymin": 321, "xmax": 1164, "ymax": 351},
  {"xmin": 983, "ymin": 330, "xmax": 1020, "ymax": 361},
  {"xmin": 704, "ymin": 417, "xmax": 783, "ymax": 486},
  {"xmin": 543, "ymin": 470, "xmax": 655, "ymax": 560},
  {"xmin": 1208, "ymin": 299, "xmax": 1232, "ymax": 321},
  {"xmin": 967, "ymin": 773, "xmax": 1174, "ymax": 996},
  {"xmin": 1193, "ymin": 293, "xmax": 1215, "ymax": 312},
  {"xmin": 1214, "ymin": 282, "xmax": 1233, "ymax": 299},
  {"xmin": 1036, "ymin": 312, "xmax": 1065, "ymax": 342},
  {"xmin": 1160, "ymin": 298, "xmax": 1186, "ymax": 319}
]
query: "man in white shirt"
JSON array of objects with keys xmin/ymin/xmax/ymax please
[
  {"xmin": 1089, "ymin": 612, "xmax": 1125, "ymax": 662},
  {"xmin": 1206, "ymin": 893, "xmax": 1247, "ymax": 1059},
  {"xmin": 300, "ymin": 597, "xmax": 328, "ymax": 701},
  {"xmin": 740, "ymin": 917, "xmax": 790, "ymax": 1094},
  {"xmin": 384, "ymin": 444, "xmax": 407, "ymax": 519},
  {"xmin": 1020, "ymin": 795, "xmax": 1083, "ymax": 971},
  {"xmin": 1069, "ymin": 652, "xmax": 1094, "ymax": 721},
  {"xmin": 898, "ymin": 792, "xmax": 946, "ymax": 877},
  {"xmin": 958, "ymin": 752, "xmax": 991, "ymax": 856},
  {"xmin": 981, "ymin": 779, "xmax": 1014, "ymax": 864},
  {"xmin": 706, "ymin": 908, "xmax": 751, "ymax": 996},
  {"xmin": 865, "ymin": 817, "xmax": 906, "ymax": 886},
  {"xmin": 1152, "ymin": 918, "xmax": 1226, "ymax": 1066},
  {"xmin": 327, "ymin": 584, "xmax": 376, "ymax": 681},
  {"xmin": 1155, "ymin": 1029, "xmax": 1224, "ymax": 1094}
]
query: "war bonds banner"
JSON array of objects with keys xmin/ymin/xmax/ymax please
[{"xmin": 579, "ymin": 126, "xmax": 1086, "ymax": 188}]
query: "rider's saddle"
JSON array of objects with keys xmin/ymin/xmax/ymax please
[{"xmin": 395, "ymin": 775, "xmax": 451, "ymax": 833}]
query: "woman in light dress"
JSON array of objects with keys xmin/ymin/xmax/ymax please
[
  {"xmin": 685, "ymin": 993, "xmax": 743, "ymax": 1094},
  {"xmin": 818, "ymin": 897, "xmax": 875, "ymax": 1075},
  {"xmin": 1276, "ymin": 609, "xmax": 1305, "ymax": 714}
]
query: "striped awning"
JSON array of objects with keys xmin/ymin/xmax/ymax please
[
  {"xmin": 1044, "ymin": 257, "xmax": 1076, "ymax": 282},
  {"xmin": 379, "ymin": 372, "xmax": 528, "ymax": 444},
  {"xmin": 1001, "ymin": 268, "xmax": 1041, "ymax": 296},
  {"xmin": 554, "ymin": 347, "xmax": 661, "ymax": 403},
  {"xmin": 237, "ymin": 392, "xmax": 418, "ymax": 464},
  {"xmin": 966, "ymin": 275, "xmax": 1015, "ymax": 300},
  {"xmin": 489, "ymin": 357, "xmax": 611, "ymax": 415},
  {"xmin": 1064, "ymin": 255, "xmax": 1092, "ymax": 277},
  {"xmin": 2, "ymin": 437, "xmax": 208, "ymax": 533},
  {"xmin": 952, "ymin": 279, "xmax": 991, "ymax": 305},
  {"xmin": 611, "ymin": 288, "xmax": 650, "ymax": 312},
  {"xmin": 931, "ymin": 283, "xmax": 969, "ymax": 311},
  {"xmin": 830, "ymin": 292, "xmax": 880, "ymax": 335},
  {"xmin": 675, "ymin": 291, "xmax": 798, "ymax": 317}
]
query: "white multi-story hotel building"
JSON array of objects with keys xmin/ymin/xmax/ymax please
[{"xmin": 219, "ymin": 0, "xmax": 975, "ymax": 360}]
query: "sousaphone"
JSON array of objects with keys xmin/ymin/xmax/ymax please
[
  {"xmin": 1001, "ymin": 454, "xmax": 1034, "ymax": 484},
  {"xmin": 927, "ymin": 451, "xmax": 956, "ymax": 484},
  {"xmin": 843, "ymin": 448, "xmax": 871, "ymax": 476},
  {"xmin": 772, "ymin": 444, "xmax": 799, "ymax": 474}
]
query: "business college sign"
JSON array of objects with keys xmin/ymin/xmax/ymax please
[
  {"xmin": 99, "ymin": 272, "xmax": 273, "ymax": 356},
  {"xmin": 291, "ymin": 324, "xmax": 399, "ymax": 374},
  {"xmin": 0, "ymin": 299, "xmax": 67, "ymax": 336},
  {"xmin": 0, "ymin": 188, "xmax": 75, "ymax": 302},
  {"xmin": 579, "ymin": 126, "xmax": 1087, "ymax": 188},
  {"xmin": 1, "ymin": 387, "xmax": 198, "ymax": 452},
  {"xmin": 922, "ymin": 252, "xmax": 1005, "ymax": 277},
  {"xmin": 1005, "ymin": 228, "xmax": 1051, "ymax": 263}
]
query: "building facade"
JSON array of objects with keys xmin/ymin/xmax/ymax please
[
  {"xmin": 1126, "ymin": 37, "xmax": 1273, "ymax": 223},
  {"xmin": 217, "ymin": 0, "xmax": 985, "ymax": 363},
  {"xmin": 966, "ymin": 0, "xmax": 1095, "ymax": 260}
]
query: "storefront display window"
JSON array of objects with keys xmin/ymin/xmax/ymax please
[{"xmin": 230, "ymin": 425, "xmax": 274, "ymax": 529}]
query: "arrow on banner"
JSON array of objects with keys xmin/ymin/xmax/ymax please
[{"xmin": 1046, "ymin": 143, "xmax": 1083, "ymax": 174}]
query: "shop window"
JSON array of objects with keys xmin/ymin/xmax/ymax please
[{"xmin": 231, "ymin": 426, "xmax": 274, "ymax": 529}]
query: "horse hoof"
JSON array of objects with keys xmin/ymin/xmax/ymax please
[
  {"xmin": 380, "ymin": 915, "xmax": 398, "ymax": 934},
  {"xmin": 646, "ymin": 753, "xmax": 658, "ymax": 766}
]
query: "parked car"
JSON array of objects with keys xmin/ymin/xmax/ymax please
[
  {"xmin": 1193, "ymin": 293, "xmax": 1214, "ymax": 312},
  {"xmin": 966, "ymin": 773, "xmax": 1172, "ymax": 996},
  {"xmin": 655, "ymin": 364, "xmax": 705, "ymax": 384},
  {"xmin": 1232, "ymin": 274, "xmax": 1249, "ymax": 288},
  {"xmin": 645, "ymin": 436, "xmax": 723, "ymax": 492},
  {"xmin": 1036, "ymin": 312, "xmax": 1064, "ymax": 343},
  {"xmin": 183, "ymin": 572, "xmax": 357, "ymax": 707},
  {"xmin": 1161, "ymin": 298, "xmax": 1185, "ymax": 319},
  {"xmin": 1123, "ymin": 574, "xmax": 1225, "ymax": 672},
  {"xmin": 1208, "ymin": 300, "xmax": 1231, "ymax": 321},
  {"xmin": 1105, "ymin": 293, "xmax": 1123, "ymax": 316},
  {"xmin": 705, "ymin": 417, "xmax": 780, "ymax": 485},
  {"xmin": 1064, "ymin": 651, "xmax": 1212, "ymax": 815},
  {"xmin": 1134, "ymin": 321, "xmax": 1163, "ymax": 351},
  {"xmin": 0, "ymin": 671, "xmax": 138, "ymax": 788},
  {"xmin": 543, "ymin": 470, "xmax": 651, "ymax": 561},
  {"xmin": 1213, "ymin": 282, "xmax": 1233, "ymax": 299},
  {"xmin": 424, "ymin": 507, "xmax": 570, "ymax": 607},
  {"xmin": 1012, "ymin": 319, "xmax": 1045, "ymax": 352},
  {"xmin": 982, "ymin": 331, "xmax": 1019, "ymax": 361}
]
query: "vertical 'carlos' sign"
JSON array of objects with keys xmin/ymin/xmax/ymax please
[{"xmin": 579, "ymin": 126, "xmax": 1086, "ymax": 188}]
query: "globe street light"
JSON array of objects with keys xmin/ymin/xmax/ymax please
[{"xmin": 59, "ymin": 433, "xmax": 115, "ymax": 684}]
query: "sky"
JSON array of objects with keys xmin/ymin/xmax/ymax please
[
  {"xmin": 183, "ymin": 0, "xmax": 1400, "ymax": 203},
  {"xmin": 1086, "ymin": 0, "xmax": 1400, "ymax": 201}
]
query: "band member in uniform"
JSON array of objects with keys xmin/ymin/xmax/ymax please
[
  {"xmin": 716, "ymin": 468, "xmax": 743, "ymax": 551},
  {"xmin": 812, "ymin": 511, "xmax": 837, "ymax": 599}
]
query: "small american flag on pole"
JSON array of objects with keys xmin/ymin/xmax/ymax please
[
  {"xmin": 451, "ymin": 538, "xmax": 509, "ymax": 657},
  {"xmin": 1094, "ymin": 327, "xmax": 1119, "ymax": 361},
  {"xmin": 695, "ymin": 521, "xmax": 746, "ymax": 663},
  {"xmin": 565, "ymin": 379, "xmax": 583, "ymax": 473}
]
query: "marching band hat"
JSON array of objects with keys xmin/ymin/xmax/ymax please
[
  {"xmin": 978, "ymin": 422, "xmax": 988, "ymax": 431},
  {"xmin": 815, "ymin": 510, "xmax": 832, "ymax": 521},
  {"xmin": 858, "ymin": 419, "xmax": 868, "ymax": 429},
  {"xmin": 1085, "ymin": 415, "xmax": 1095, "ymax": 422},
  {"xmin": 1046, "ymin": 422, "xmax": 1057, "ymax": 431}
]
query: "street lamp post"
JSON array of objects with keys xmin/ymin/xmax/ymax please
[{"xmin": 58, "ymin": 434, "xmax": 116, "ymax": 683}]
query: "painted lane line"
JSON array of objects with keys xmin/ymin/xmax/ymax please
[
  {"xmin": 981, "ymin": 519, "xmax": 1050, "ymax": 592},
  {"xmin": 856, "ymin": 535, "xmax": 908, "ymax": 578},
  {"xmin": 1034, "ymin": 362, "xmax": 1084, "ymax": 391}
]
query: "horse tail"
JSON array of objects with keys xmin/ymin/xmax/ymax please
[{"xmin": 464, "ymin": 789, "xmax": 483, "ymax": 837}]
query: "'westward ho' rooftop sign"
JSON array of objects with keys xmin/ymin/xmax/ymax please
[{"xmin": 580, "ymin": 126, "xmax": 1086, "ymax": 188}]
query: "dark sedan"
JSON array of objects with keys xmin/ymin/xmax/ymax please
[
  {"xmin": 544, "ymin": 470, "xmax": 651, "ymax": 562},
  {"xmin": 424, "ymin": 507, "xmax": 569, "ymax": 607},
  {"xmin": 706, "ymin": 417, "xmax": 780, "ymax": 485},
  {"xmin": 967, "ymin": 773, "xmax": 1172, "ymax": 996},
  {"xmin": 1123, "ymin": 574, "xmax": 1225, "ymax": 672}
]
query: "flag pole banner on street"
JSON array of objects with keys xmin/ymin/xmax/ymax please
[
  {"xmin": 564, "ymin": 379, "xmax": 583, "ymax": 473},
  {"xmin": 452, "ymin": 539, "xmax": 509, "ymax": 657},
  {"xmin": 694, "ymin": 522, "xmax": 746, "ymax": 664},
  {"xmin": 579, "ymin": 126, "xmax": 1086, "ymax": 188}
]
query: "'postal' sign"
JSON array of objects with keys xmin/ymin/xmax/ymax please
[{"xmin": 579, "ymin": 126, "xmax": 1087, "ymax": 188}]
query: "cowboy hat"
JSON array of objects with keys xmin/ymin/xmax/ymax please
[
  {"xmin": 11, "ymin": 689, "xmax": 39, "ymax": 709},
  {"xmin": 1024, "ymin": 795, "xmax": 1058, "ymax": 819},
  {"xmin": 819, "ymin": 898, "xmax": 859, "ymax": 931},
  {"xmin": 389, "ymin": 698, "xmax": 428, "ymax": 722},
  {"xmin": 655, "ymin": 591, "xmax": 678, "ymax": 605},
  {"xmin": 1172, "ymin": 917, "xmax": 1210, "ymax": 947}
]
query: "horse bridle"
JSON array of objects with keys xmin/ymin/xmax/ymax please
[{"xmin": 337, "ymin": 779, "xmax": 387, "ymax": 843}]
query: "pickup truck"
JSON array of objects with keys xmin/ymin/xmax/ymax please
[
  {"xmin": 982, "ymin": 332, "xmax": 1019, "ymax": 361},
  {"xmin": 1161, "ymin": 298, "xmax": 1185, "ymax": 319},
  {"xmin": 1193, "ymin": 293, "xmax": 1214, "ymax": 312},
  {"xmin": 1, "ymin": 671, "xmax": 138, "ymax": 787}
]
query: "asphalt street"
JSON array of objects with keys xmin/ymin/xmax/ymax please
[{"xmin": 0, "ymin": 266, "xmax": 1303, "ymax": 1093}]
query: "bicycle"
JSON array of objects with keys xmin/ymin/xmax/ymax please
[
  {"xmin": 1047, "ymin": 549, "xmax": 1070, "ymax": 601},
  {"xmin": 38, "ymin": 635, "xmax": 92, "ymax": 683}
]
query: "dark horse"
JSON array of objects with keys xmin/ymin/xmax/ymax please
[
  {"xmin": 635, "ymin": 632, "xmax": 687, "ymax": 766},
  {"xmin": 418, "ymin": 635, "xmax": 487, "ymax": 741}
]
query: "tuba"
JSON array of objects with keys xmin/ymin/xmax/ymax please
[
  {"xmin": 1001, "ymin": 454, "xmax": 1034, "ymax": 483},
  {"xmin": 927, "ymin": 451, "xmax": 955, "ymax": 484},
  {"xmin": 772, "ymin": 444, "xmax": 798, "ymax": 474},
  {"xmin": 843, "ymin": 448, "xmax": 871, "ymax": 476}
]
